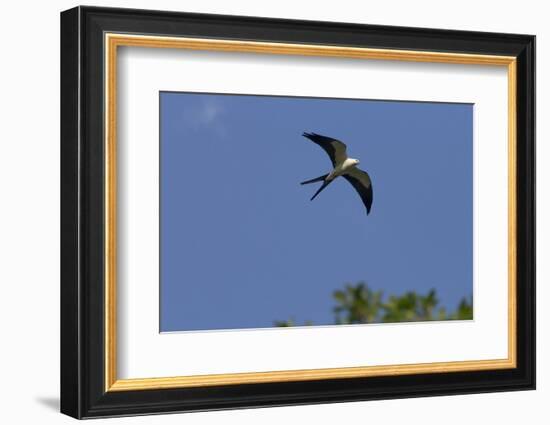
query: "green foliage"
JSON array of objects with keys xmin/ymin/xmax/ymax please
[
  {"xmin": 381, "ymin": 288, "xmax": 439, "ymax": 323},
  {"xmin": 448, "ymin": 297, "xmax": 474, "ymax": 320},
  {"xmin": 333, "ymin": 283, "xmax": 383, "ymax": 324},
  {"xmin": 275, "ymin": 282, "xmax": 473, "ymax": 327},
  {"xmin": 273, "ymin": 318, "xmax": 314, "ymax": 327}
]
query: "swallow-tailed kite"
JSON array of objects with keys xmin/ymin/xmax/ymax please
[{"xmin": 300, "ymin": 132, "xmax": 373, "ymax": 215}]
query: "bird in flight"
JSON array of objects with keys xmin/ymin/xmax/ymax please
[{"xmin": 300, "ymin": 132, "xmax": 373, "ymax": 215}]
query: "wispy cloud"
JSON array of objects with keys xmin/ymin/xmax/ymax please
[
  {"xmin": 181, "ymin": 97, "xmax": 226, "ymax": 137},
  {"xmin": 201, "ymin": 101, "xmax": 222, "ymax": 124}
]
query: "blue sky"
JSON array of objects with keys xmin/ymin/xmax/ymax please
[{"xmin": 159, "ymin": 92, "xmax": 473, "ymax": 332}]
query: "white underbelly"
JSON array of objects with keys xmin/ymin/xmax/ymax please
[{"xmin": 332, "ymin": 160, "xmax": 355, "ymax": 176}]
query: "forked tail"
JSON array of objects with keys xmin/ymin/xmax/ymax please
[
  {"xmin": 300, "ymin": 173, "xmax": 329, "ymax": 185},
  {"xmin": 310, "ymin": 179, "xmax": 333, "ymax": 201}
]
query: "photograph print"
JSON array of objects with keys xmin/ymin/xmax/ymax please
[{"xmin": 160, "ymin": 91, "xmax": 474, "ymax": 332}]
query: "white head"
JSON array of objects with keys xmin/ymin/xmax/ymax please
[{"xmin": 352, "ymin": 158, "xmax": 360, "ymax": 166}]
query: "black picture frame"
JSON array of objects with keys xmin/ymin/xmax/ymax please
[{"xmin": 61, "ymin": 5, "xmax": 535, "ymax": 419}]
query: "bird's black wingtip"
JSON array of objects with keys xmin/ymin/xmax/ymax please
[{"xmin": 302, "ymin": 131, "xmax": 319, "ymax": 139}]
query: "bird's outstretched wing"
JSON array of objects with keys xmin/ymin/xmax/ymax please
[
  {"xmin": 343, "ymin": 167, "xmax": 373, "ymax": 215},
  {"xmin": 302, "ymin": 132, "xmax": 348, "ymax": 167}
]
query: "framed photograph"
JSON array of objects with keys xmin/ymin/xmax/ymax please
[{"xmin": 60, "ymin": 6, "xmax": 535, "ymax": 419}]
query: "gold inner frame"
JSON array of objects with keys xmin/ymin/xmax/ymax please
[{"xmin": 104, "ymin": 33, "xmax": 517, "ymax": 392}]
